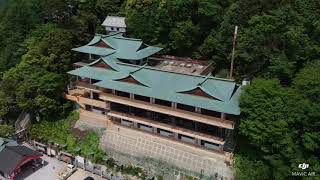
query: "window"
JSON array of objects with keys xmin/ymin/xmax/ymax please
[
  {"xmin": 201, "ymin": 108, "xmax": 221, "ymax": 118},
  {"xmin": 117, "ymin": 28, "xmax": 120, "ymax": 31},
  {"xmin": 138, "ymin": 123, "xmax": 153, "ymax": 132},
  {"xmin": 155, "ymin": 99, "xmax": 172, "ymax": 107},
  {"xmin": 201, "ymin": 140, "xmax": 220, "ymax": 149},
  {"xmin": 85, "ymin": 105, "xmax": 92, "ymax": 111},
  {"xmin": 158, "ymin": 129, "xmax": 173, "ymax": 137},
  {"xmin": 179, "ymin": 134, "xmax": 195, "ymax": 144},
  {"xmin": 115, "ymin": 90, "xmax": 130, "ymax": 98},
  {"xmin": 121, "ymin": 119, "xmax": 133, "ymax": 126},
  {"xmin": 177, "ymin": 103, "xmax": 195, "ymax": 112},
  {"xmin": 111, "ymin": 27, "xmax": 114, "ymax": 30},
  {"xmin": 92, "ymin": 92, "xmax": 100, "ymax": 100},
  {"xmin": 134, "ymin": 94, "xmax": 150, "ymax": 102}
]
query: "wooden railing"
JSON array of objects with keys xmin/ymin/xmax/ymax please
[
  {"xmin": 108, "ymin": 111, "xmax": 225, "ymax": 145},
  {"xmin": 75, "ymin": 81, "xmax": 102, "ymax": 92},
  {"xmin": 100, "ymin": 93, "xmax": 234, "ymax": 129},
  {"xmin": 65, "ymin": 94, "xmax": 108, "ymax": 109}
]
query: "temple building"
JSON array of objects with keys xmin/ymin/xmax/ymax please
[
  {"xmin": 0, "ymin": 138, "xmax": 42, "ymax": 180},
  {"xmin": 65, "ymin": 31, "xmax": 242, "ymax": 179}
]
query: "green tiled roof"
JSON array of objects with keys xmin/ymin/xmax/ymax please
[
  {"xmin": 72, "ymin": 33, "xmax": 162, "ymax": 60},
  {"xmin": 72, "ymin": 46, "xmax": 115, "ymax": 56},
  {"xmin": 68, "ymin": 57, "xmax": 242, "ymax": 115}
]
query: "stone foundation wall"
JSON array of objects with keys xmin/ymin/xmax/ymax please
[{"xmin": 100, "ymin": 123, "xmax": 234, "ymax": 180}]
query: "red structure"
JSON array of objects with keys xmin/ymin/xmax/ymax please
[{"xmin": 0, "ymin": 145, "xmax": 42, "ymax": 180}]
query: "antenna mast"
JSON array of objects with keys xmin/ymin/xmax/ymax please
[{"xmin": 230, "ymin": 26, "xmax": 238, "ymax": 78}]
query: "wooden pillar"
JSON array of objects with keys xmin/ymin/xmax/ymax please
[
  {"xmin": 195, "ymin": 107, "xmax": 201, "ymax": 113},
  {"xmin": 130, "ymin": 93, "xmax": 134, "ymax": 100},
  {"xmin": 133, "ymin": 122, "xmax": 138, "ymax": 128},
  {"xmin": 150, "ymin": 97, "xmax": 155, "ymax": 104},
  {"xmin": 171, "ymin": 102, "xmax": 177, "ymax": 109},
  {"xmin": 221, "ymin": 113, "xmax": 226, "ymax": 119},
  {"xmin": 174, "ymin": 132, "xmax": 179, "ymax": 140},
  {"xmin": 153, "ymin": 127, "xmax": 157, "ymax": 134},
  {"xmin": 197, "ymin": 138, "xmax": 202, "ymax": 146},
  {"xmin": 194, "ymin": 121, "xmax": 198, "ymax": 131}
]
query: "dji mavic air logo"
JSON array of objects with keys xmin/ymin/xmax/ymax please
[{"xmin": 298, "ymin": 163, "xmax": 309, "ymax": 170}]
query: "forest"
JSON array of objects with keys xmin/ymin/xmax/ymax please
[{"xmin": 0, "ymin": 0, "xmax": 319, "ymax": 179}]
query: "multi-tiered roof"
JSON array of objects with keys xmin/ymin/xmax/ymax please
[{"xmin": 69, "ymin": 33, "xmax": 242, "ymax": 115}]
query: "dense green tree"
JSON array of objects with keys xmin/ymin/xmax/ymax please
[
  {"xmin": 0, "ymin": 24, "xmax": 73, "ymax": 119},
  {"xmin": 0, "ymin": 0, "xmax": 319, "ymax": 178},
  {"xmin": 239, "ymin": 77, "xmax": 320, "ymax": 179},
  {"xmin": 169, "ymin": 20, "xmax": 199, "ymax": 55},
  {"xmin": 0, "ymin": 124, "xmax": 14, "ymax": 137},
  {"xmin": 234, "ymin": 155, "xmax": 271, "ymax": 180}
]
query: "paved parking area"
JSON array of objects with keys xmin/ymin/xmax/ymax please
[{"xmin": 15, "ymin": 155, "xmax": 66, "ymax": 180}]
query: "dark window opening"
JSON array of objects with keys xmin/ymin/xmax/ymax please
[
  {"xmin": 85, "ymin": 105, "xmax": 92, "ymax": 111},
  {"xmin": 110, "ymin": 102, "xmax": 129, "ymax": 113},
  {"xmin": 115, "ymin": 90, "xmax": 130, "ymax": 98},
  {"xmin": 116, "ymin": 28, "xmax": 120, "ymax": 31},
  {"xmin": 197, "ymin": 122, "xmax": 226, "ymax": 138},
  {"xmin": 155, "ymin": 98, "xmax": 172, "ymax": 107},
  {"xmin": 92, "ymin": 92, "xmax": 100, "ymax": 100},
  {"xmin": 201, "ymin": 140, "xmax": 219, "ymax": 147},
  {"xmin": 201, "ymin": 108, "xmax": 221, "ymax": 118},
  {"xmin": 134, "ymin": 94, "xmax": 150, "ymax": 102},
  {"xmin": 138, "ymin": 123, "xmax": 152, "ymax": 128},
  {"xmin": 179, "ymin": 134, "xmax": 195, "ymax": 143},
  {"xmin": 177, "ymin": 103, "xmax": 195, "ymax": 112},
  {"xmin": 111, "ymin": 27, "xmax": 114, "ymax": 30},
  {"xmin": 176, "ymin": 117, "xmax": 194, "ymax": 131},
  {"xmin": 121, "ymin": 119, "xmax": 133, "ymax": 126},
  {"xmin": 158, "ymin": 129, "xmax": 173, "ymax": 137}
]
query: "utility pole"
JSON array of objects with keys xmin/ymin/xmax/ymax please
[{"xmin": 230, "ymin": 26, "xmax": 238, "ymax": 78}]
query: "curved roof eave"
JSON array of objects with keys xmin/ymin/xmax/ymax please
[{"xmin": 176, "ymin": 86, "xmax": 224, "ymax": 102}]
